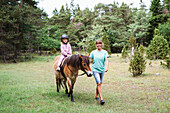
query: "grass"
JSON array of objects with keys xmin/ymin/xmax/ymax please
[{"xmin": 0, "ymin": 54, "xmax": 169, "ymax": 113}]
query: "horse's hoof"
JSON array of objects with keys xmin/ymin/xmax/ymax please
[{"xmin": 71, "ymin": 100, "xmax": 75, "ymax": 102}]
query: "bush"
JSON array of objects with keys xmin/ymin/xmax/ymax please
[
  {"xmin": 146, "ymin": 35, "xmax": 169, "ymax": 59},
  {"xmin": 160, "ymin": 54, "xmax": 170, "ymax": 69},
  {"xmin": 121, "ymin": 46, "xmax": 128, "ymax": 59},
  {"xmin": 138, "ymin": 44, "xmax": 145, "ymax": 56},
  {"xmin": 129, "ymin": 48, "xmax": 147, "ymax": 77}
]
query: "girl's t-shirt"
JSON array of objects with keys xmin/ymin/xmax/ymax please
[{"xmin": 89, "ymin": 49, "xmax": 109, "ymax": 72}]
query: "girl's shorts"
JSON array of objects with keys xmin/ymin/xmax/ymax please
[{"xmin": 93, "ymin": 71, "xmax": 105, "ymax": 84}]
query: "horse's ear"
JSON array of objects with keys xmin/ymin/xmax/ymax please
[{"xmin": 79, "ymin": 54, "xmax": 83, "ymax": 59}]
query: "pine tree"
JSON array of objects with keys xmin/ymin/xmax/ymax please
[
  {"xmin": 162, "ymin": 0, "xmax": 170, "ymax": 11},
  {"xmin": 158, "ymin": 22, "xmax": 170, "ymax": 43},
  {"xmin": 102, "ymin": 32, "xmax": 111, "ymax": 55},
  {"xmin": 148, "ymin": 0, "xmax": 168, "ymax": 44},
  {"xmin": 0, "ymin": 0, "xmax": 47, "ymax": 61},
  {"xmin": 138, "ymin": 44, "xmax": 145, "ymax": 56},
  {"xmin": 86, "ymin": 41, "xmax": 96, "ymax": 54},
  {"xmin": 121, "ymin": 46, "xmax": 128, "ymax": 59},
  {"xmin": 150, "ymin": 0, "xmax": 162, "ymax": 16},
  {"xmin": 128, "ymin": 8, "xmax": 151, "ymax": 45},
  {"xmin": 147, "ymin": 29, "xmax": 169, "ymax": 59},
  {"xmin": 129, "ymin": 47, "xmax": 147, "ymax": 77}
]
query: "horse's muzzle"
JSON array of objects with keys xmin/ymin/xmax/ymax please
[{"xmin": 86, "ymin": 71, "xmax": 93, "ymax": 77}]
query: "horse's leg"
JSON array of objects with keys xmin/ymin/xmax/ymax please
[
  {"xmin": 71, "ymin": 77, "xmax": 77, "ymax": 89},
  {"xmin": 67, "ymin": 79, "xmax": 74, "ymax": 102},
  {"xmin": 55, "ymin": 73, "xmax": 59, "ymax": 92},
  {"xmin": 63, "ymin": 80, "xmax": 68, "ymax": 94}
]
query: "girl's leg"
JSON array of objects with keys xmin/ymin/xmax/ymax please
[
  {"xmin": 57, "ymin": 55, "xmax": 65, "ymax": 69},
  {"xmin": 97, "ymin": 83, "xmax": 103, "ymax": 100},
  {"xmin": 93, "ymin": 71, "xmax": 103, "ymax": 100},
  {"xmin": 96, "ymin": 86, "xmax": 99, "ymax": 98}
]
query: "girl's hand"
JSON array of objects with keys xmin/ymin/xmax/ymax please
[{"xmin": 105, "ymin": 68, "xmax": 108, "ymax": 72}]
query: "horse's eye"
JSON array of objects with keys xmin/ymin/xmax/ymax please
[{"xmin": 83, "ymin": 64, "xmax": 86, "ymax": 66}]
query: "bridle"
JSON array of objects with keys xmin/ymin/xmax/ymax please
[{"xmin": 66, "ymin": 60, "xmax": 88, "ymax": 76}]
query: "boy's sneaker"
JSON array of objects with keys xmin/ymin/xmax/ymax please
[{"xmin": 56, "ymin": 67, "xmax": 60, "ymax": 71}]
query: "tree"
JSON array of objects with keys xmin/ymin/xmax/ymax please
[
  {"xmin": 150, "ymin": 0, "xmax": 162, "ymax": 16},
  {"xmin": 127, "ymin": 36, "xmax": 137, "ymax": 59},
  {"xmin": 35, "ymin": 26, "xmax": 60, "ymax": 53},
  {"xmin": 162, "ymin": 0, "xmax": 170, "ymax": 11},
  {"xmin": 86, "ymin": 41, "xmax": 96, "ymax": 54},
  {"xmin": 129, "ymin": 47, "xmax": 147, "ymax": 77},
  {"xmin": 147, "ymin": 29, "xmax": 169, "ymax": 59},
  {"xmin": 121, "ymin": 46, "xmax": 128, "ymax": 60},
  {"xmin": 93, "ymin": 2, "xmax": 133, "ymax": 53},
  {"xmin": 128, "ymin": 8, "xmax": 151, "ymax": 45},
  {"xmin": 102, "ymin": 32, "xmax": 111, "ymax": 55},
  {"xmin": 0, "ymin": 0, "xmax": 47, "ymax": 61},
  {"xmin": 148, "ymin": 0, "xmax": 168, "ymax": 44},
  {"xmin": 158, "ymin": 22, "xmax": 170, "ymax": 43}
]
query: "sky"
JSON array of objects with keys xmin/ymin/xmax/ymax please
[{"xmin": 35, "ymin": 0, "xmax": 152, "ymax": 17}]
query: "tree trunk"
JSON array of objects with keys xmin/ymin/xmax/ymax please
[
  {"xmin": 20, "ymin": 0, "xmax": 23, "ymax": 8},
  {"xmin": 3, "ymin": 52, "xmax": 7, "ymax": 63}
]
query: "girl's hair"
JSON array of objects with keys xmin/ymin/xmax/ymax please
[{"xmin": 96, "ymin": 39, "xmax": 104, "ymax": 46}]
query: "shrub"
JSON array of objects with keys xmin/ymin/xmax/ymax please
[
  {"xmin": 146, "ymin": 35, "xmax": 169, "ymax": 59},
  {"xmin": 138, "ymin": 44, "xmax": 145, "ymax": 56},
  {"xmin": 129, "ymin": 48, "xmax": 147, "ymax": 77},
  {"xmin": 121, "ymin": 46, "xmax": 128, "ymax": 59},
  {"xmin": 160, "ymin": 52, "xmax": 170, "ymax": 69}
]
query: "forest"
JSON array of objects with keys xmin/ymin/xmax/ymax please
[{"xmin": 0, "ymin": 0, "xmax": 169, "ymax": 62}]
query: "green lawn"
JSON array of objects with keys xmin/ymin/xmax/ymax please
[{"xmin": 0, "ymin": 54, "xmax": 169, "ymax": 113}]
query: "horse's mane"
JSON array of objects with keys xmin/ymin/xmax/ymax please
[{"xmin": 65, "ymin": 55, "xmax": 90, "ymax": 68}]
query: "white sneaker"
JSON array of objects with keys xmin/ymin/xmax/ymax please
[{"xmin": 56, "ymin": 67, "xmax": 60, "ymax": 71}]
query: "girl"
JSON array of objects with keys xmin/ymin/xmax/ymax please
[{"xmin": 56, "ymin": 34, "xmax": 72, "ymax": 71}]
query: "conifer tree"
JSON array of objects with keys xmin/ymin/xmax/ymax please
[
  {"xmin": 138, "ymin": 44, "xmax": 145, "ymax": 56},
  {"xmin": 128, "ymin": 8, "xmax": 151, "ymax": 45},
  {"xmin": 147, "ymin": 29, "xmax": 169, "ymax": 59},
  {"xmin": 129, "ymin": 47, "xmax": 147, "ymax": 77},
  {"xmin": 102, "ymin": 32, "xmax": 111, "ymax": 55},
  {"xmin": 86, "ymin": 41, "xmax": 96, "ymax": 54},
  {"xmin": 121, "ymin": 46, "xmax": 128, "ymax": 60},
  {"xmin": 148, "ymin": 0, "xmax": 168, "ymax": 44}
]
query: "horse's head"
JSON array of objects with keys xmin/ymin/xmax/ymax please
[{"xmin": 79, "ymin": 55, "xmax": 93, "ymax": 77}]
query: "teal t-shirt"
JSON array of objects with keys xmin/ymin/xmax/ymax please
[{"xmin": 89, "ymin": 49, "xmax": 109, "ymax": 72}]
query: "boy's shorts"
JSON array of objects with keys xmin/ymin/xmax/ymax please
[{"xmin": 93, "ymin": 71, "xmax": 105, "ymax": 84}]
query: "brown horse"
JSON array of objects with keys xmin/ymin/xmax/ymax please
[{"xmin": 54, "ymin": 54, "xmax": 93, "ymax": 102}]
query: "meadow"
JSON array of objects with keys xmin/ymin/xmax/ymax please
[{"xmin": 0, "ymin": 54, "xmax": 169, "ymax": 113}]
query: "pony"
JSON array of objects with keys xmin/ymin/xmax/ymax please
[{"xmin": 53, "ymin": 54, "xmax": 93, "ymax": 102}]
